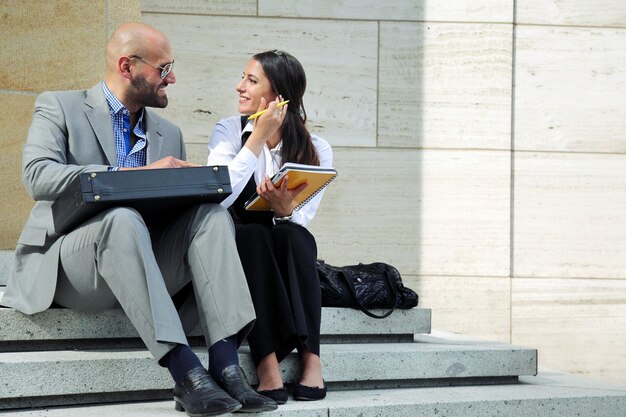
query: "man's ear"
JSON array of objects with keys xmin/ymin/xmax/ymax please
[{"xmin": 119, "ymin": 57, "xmax": 133, "ymax": 80}]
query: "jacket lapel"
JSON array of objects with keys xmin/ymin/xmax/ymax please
[
  {"xmin": 84, "ymin": 84, "xmax": 117, "ymax": 165},
  {"xmin": 144, "ymin": 110, "xmax": 164, "ymax": 163}
]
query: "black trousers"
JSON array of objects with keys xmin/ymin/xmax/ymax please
[{"xmin": 234, "ymin": 221, "xmax": 321, "ymax": 366}]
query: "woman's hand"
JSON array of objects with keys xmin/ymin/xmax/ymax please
[
  {"xmin": 257, "ymin": 174, "xmax": 307, "ymax": 217},
  {"xmin": 244, "ymin": 96, "xmax": 288, "ymax": 156}
]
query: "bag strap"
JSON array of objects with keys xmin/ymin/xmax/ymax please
[{"xmin": 339, "ymin": 267, "xmax": 398, "ymax": 319}]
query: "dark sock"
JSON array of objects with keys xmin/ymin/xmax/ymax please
[
  {"xmin": 161, "ymin": 344, "xmax": 203, "ymax": 386},
  {"xmin": 208, "ymin": 335, "xmax": 239, "ymax": 381}
]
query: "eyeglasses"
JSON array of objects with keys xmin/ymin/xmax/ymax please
[{"xmin": 129, "ymin": 55, "xmax": 174, "ymax": 79}]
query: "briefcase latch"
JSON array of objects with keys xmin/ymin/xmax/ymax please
[
  {"xmin": 88, "ymin": 173, "xmax": 102, "ymax": 201},
  {"xmin": 212, "ymin": 166, "xmax": 224, "ymax": 193}
]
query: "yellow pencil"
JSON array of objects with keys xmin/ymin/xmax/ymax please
[{"xmin": 247, "ymin": 100, "xmax": 290, "ymax": 120}]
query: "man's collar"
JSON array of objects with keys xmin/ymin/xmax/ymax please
[
  {"xmin": 102, "ymin": 81, "xmax": 145, "ymax": 123},
  {"xmin": 102, "ymin": 81, "xmax": 127, "ymax": 114}
]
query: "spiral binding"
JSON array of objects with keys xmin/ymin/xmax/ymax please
[{"xmin": 294, "ymin": 172, "xmax": 337, "ymax": 211}]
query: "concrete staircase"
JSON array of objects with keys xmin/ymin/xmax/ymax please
[{"xmin": 1, "ymin": 249, "xmax": 625, "ymax": 416}]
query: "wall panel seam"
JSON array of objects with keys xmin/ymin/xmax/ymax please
[
  {"xmin": 510, "ymin": 0, "xmax": 518, "ymax": 345},
  {"xmin": 516, "ymin": 22, "xmax": 626, "ymax": 31}
]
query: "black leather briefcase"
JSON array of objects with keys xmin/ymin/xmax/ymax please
[{"xmin": 52, "ymin": 166, "xmax": 232, "ymax": 234}]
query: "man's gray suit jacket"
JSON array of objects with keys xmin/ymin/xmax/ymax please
[{"xmin": 1, "ymin": 83, "xmax": 185, "ymax": 314}]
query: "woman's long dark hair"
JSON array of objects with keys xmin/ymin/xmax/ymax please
[{"xmin": 253, "ymin": 50, "xmax": 320, "ymax": 166}]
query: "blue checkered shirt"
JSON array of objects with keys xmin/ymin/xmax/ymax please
[{"xmin": 102, "ymin": 81, "xmax": 147, "ymax": 169}]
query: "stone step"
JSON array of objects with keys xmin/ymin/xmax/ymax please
[
  {"xmin": 0, "ymin": 299, "xmax": 431, "ymax": 350},
  {"xmin": 0, "ymin": 334, "xmax": 537, "ymax": 409},
  {"xmin": 3, "ymin": 370, "xmax": 624, "ymax": 417}
]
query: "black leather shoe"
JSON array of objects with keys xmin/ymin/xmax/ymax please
[
  {"xmin": 218, "ymin": 364, "xmax": 278, "ymax": 413},
  {"xmin": 173, "ymin": 367, "xmax": 242, "ymax": 416},
  {"xmin": 293, "ymin": 381, "xmax": 327, "ymax": 401},
  {"xmin": 257, "ymin": 386, "xmax": 288, "ymax": 404}
]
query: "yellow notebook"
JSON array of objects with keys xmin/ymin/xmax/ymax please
[{"xmin": 244, "ymin": 162, "xmax": 337, "ymax": 211}]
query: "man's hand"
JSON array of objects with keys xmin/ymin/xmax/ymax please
[{"xmin": 119, "ymin": 156, "xmax": 199, "ymax": 170}]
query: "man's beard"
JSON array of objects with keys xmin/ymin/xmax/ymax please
[{"xmin": 129, "ymin": 74, "xmax": 168, "ymax": 109}]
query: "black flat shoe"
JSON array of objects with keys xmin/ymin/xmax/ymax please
[
  {"xmin": 173, "ymin": 367, "xmax": 242, "ymax": 416},
  {"xmin": 292, "ymin": 381, "xmax": 327, "ymax": 401},
  {"xmin": 218, "ymin": 364, "xmax": 278, "ymax": 413},
  {"xmin": 256, "ymin": 386, "xmax": 289, "ymax": 404}
]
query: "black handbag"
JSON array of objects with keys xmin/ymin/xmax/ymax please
[
  {"xmin": 52, "ymin": 166, "xmax": 231, "ymax": 234},
  {"xmin": 316, "ymin": 260, "xmax": 418, "ymax": 319}
]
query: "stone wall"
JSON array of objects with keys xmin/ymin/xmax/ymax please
[
  {"xmin": 509, "ymin": 0, "xmax": 626, "ymax": 386},
  {"xmin": 0, "ymin": 0, "xmax": 141, "ymax": 247}
]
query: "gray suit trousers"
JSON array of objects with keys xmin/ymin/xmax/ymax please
[{"xmin": 53, "ymin": 203, "xmax": 255, "ymax": 361}]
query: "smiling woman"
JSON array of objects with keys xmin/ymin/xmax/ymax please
[
  {"xmin": 207, "ymin": 50, "xmax": 333, "ymax": 404},
  {"xmin": 237, "ymin": 58, "xmax": 276, "ymax": 114}
]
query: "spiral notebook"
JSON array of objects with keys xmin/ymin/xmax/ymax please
[{"xmin": 244, "ymin": 162, "xmax": 337, "ymax": 211}]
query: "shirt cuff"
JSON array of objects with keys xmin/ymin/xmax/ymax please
[{"xmin": 289, "ymin": 209, "xmax": 307, "ymax": 227}]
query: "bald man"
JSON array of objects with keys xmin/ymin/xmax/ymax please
[{"xmin": 1, "ymin": 23, "xmax": 276, "ymax": 416}]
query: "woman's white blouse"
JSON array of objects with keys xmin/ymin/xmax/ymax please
[{"xmin": 207, "ymin": 115, "xmax": 333, "ymax": 227}]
